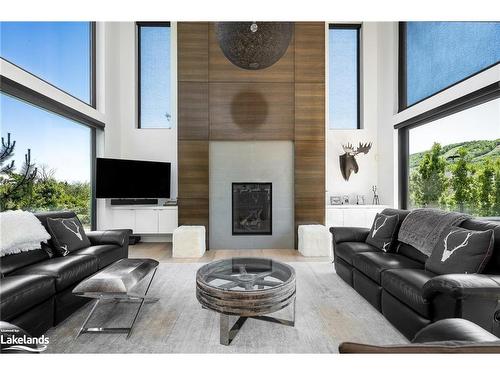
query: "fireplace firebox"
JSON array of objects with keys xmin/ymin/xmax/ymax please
[{"xmin": 232, "ymin": 183, "xmax": 272, "ymax": 235}]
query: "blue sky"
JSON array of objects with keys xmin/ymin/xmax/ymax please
[
  {"xmin": 407, "ymin": 22, "xmax": 500, "ymax": 105},
  {"xmin": 329, "ymin": 28, "xmax": 358, "ymax": 129},
  {"xmin": 140, "ymin": 25, "xmax": 171, "ymax": 128},
  {"xmin": 1, "ymin": 22, "xmax": 92, "ymax": 182},
  {"xmin": 1, "ymin": 93, "xmax": 91, "ymax": 183}
]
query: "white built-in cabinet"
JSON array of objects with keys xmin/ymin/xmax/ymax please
[
  {"xmin": 326, "ymin": 205, "xmax": 388, "ymax": 229},
  {"xmin": 109, "ymin": 206, "xmax": 178, "ymax": 234}
]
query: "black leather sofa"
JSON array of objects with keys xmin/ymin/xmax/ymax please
[
  {"xmin": 331, "ymin": 208, "xmax": 500, "ymax": 340},
  {"xmin": 0, "ymin": 211, "xmax": 130, "ymax": 337},
  {"xmin": 339, "ymin": 318, "xmax": 500, "ymax": 353}
]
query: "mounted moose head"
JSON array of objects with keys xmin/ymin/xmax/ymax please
[{"xmin": 339, "ymin": 142, "xmax": 372, "ymax": 181}]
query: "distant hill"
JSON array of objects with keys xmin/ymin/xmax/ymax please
[{"xmin": 409, "ymin": 139, "xmax": 500, "ymax": 171}]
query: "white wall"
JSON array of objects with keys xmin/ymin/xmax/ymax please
[
  {"xmin": 96, "ymin": 22, "xmax": 178, "ymax": 230},
  {"xmin": 326, "ymin": 22, "xmax": 387, "ymax": 206}
]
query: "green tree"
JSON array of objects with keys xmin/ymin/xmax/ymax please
[
  {"xmin": 450, "ymin": 148, "xmax": 474, "ymax": 213},
  {"xmin": 492, "ymin": 160, "xmax": 500, "ymax": 216},
  {"xmin": 410, "ymin": 142, "xmax": 447, "ymax": 208},
  {"xmin": 475, "ymin": 159, "xmax": 495, "ymax": 216}
]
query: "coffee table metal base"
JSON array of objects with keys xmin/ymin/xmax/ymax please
[{"xmin": 219, "ymin": 298, "xmax": 296, "ymax": 345}]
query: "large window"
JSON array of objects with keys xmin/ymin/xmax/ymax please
[
  {"xmin": 137, "ymin": 22, "xmax": 172, "ymax": 129},
  {"xmin": 406, "ymin": 97, "xmax": 500, "ymax": 218},
  {"xmin": 1, "ymin": 93, "xmax": 93, "ymax": 227},
  {"xmin": 400, "ymin": 22, "xmax": 500, "ymax": 109},
  {"xmin": 0, "ymin": 22, "xmax": 95, "ymax": 105},
  {"xmin": 328, "ymin": 24, "xmax": 360, "ymax": 130}
]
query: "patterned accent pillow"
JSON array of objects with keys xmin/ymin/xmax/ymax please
[
  {"xmin": 46, "ymin": 216, "xmax": 91, "ymax": 256},
  {"xmin": 365, "ymin": 213, "xmax": 399, "ymax": 252},
  {"xmin": 425, "ymin": 227, "xmax": 494, "ymax": 275}
]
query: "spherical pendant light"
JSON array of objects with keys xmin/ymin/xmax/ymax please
[{"xmin": 215, "ymin": 22, "xmax": 293, "ymax": 70}]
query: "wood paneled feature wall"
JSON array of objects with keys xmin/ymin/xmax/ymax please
[
  {"xmin": 294, "ymin": 23, "xmax": 325, "ymax": 239},
  {"xmin": 178, "ymin": 22, "xmax": 326, "ymax": 249},
  {"xmin": 178, "ymin": 23, "xmax": 210, "ymax": 243},
  {"xmin": 209, "ymin": 82, "xmax": 294, "ymax": 140}
]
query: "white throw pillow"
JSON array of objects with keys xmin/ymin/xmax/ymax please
[{"xmin": 0, "ymin": 210, "xmax": 51, "ymax": 257}]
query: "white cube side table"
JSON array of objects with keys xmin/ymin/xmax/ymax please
[
  {"xmin": 173, "ymin": 225, "xmax": 206, "ymax": 258},
  {"xmin": 298, "ymin": 224, "xmax": 332, "ymax": 257}
]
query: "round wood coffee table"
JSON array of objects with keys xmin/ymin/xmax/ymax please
[{"xmin": 196, "ymin": 257, "xmax": 296, "ymax": 345}]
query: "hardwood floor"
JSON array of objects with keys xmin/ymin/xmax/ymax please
[{"xmin": 129, "ymin": 242, "xmax": 331, "ymax": 263}]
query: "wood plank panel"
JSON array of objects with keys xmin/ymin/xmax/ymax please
[
  {"xmin": 178, "ymin": 82, "xmax": 209, "ymax": 140},
  {"xmin": 209, "ymin": 23, "xmax": 294, "ymax": 83},
  {"xmin": 295, "ymin": 83, "xmax": 325, "ymax": 141},
  {"xmin": 294, "ymin": 140, "xmax": 325, "ymax": 199},
  {"xmin": 178, "ymin": 198, "xmax": 209, "ymax": 225},
  {"xmin": 209, "ymin": 82, "xmax": 294, "ymax": 140},
  {"xmin": 295, "ymin": 22, "xmax": 325, "ymax": 83},
  {"xmin": 295, "ymin": 197, "xmax": 325, "ymax": 224},
  {"xmin": 178, "ymin": 141, "xmax": 209, "ymax": 199},
  {"xmin": 178, "ymin": 22, "xmax": 209, "ymax": 82}
]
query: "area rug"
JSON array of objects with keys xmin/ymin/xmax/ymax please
[{"xmin": 44, "ymin": 262, "xmax": 407, "ymax": 353}]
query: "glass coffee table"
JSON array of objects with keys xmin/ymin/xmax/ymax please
[{"xmin": 196, "ymin": 257, "xmax": 296, "ymax": 345}]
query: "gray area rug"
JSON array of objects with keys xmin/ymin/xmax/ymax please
[{"xmin": 45, "ymin": 262, "xmax": 407, "ymax": 353}]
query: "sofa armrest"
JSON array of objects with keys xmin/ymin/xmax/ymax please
[
  {"xmin": 329, "ymin": 227, "xmax": 370, "ymax": 244},
  {"xmin": 86, "ymin": 229, "xmax": 131, "ymax": 247},
  {"xmin": 423, "ymin": 274, "xmax": 500, "ymax": 300},
  {"xmin": 412, "ymin": 318, "xmax": 499, "ymax": 343}
]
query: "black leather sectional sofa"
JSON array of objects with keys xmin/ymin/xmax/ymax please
[
  {"xmin": 0, "ymin": 211, "xmax": 130, "ymax": 337},
  {"xmin": 331, "ymin": 208, "xmax": 500, "ymax": 340}
]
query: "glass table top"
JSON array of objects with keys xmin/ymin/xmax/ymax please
[{"xmin": 197, "ymin": 257, "xmax": 294, "ymax": 292}]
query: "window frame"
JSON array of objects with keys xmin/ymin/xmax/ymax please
[
  {"xmin": 0, "ymin": 22, "xmax": 97, "ymax": 108},
  {"xmin": 328, "ymin": 23, "xmax": 362, "ymax": 130},
  {"xmin": 398, "ymin": 21, "xmax": 500, "ymax": 112},
  {"xmin": 136, "ymin": 21, "xmax": 172, "ymax": 129},
  {"xmin": 396, "ymin": 82, "xmax": 500, "ymax": 209}
]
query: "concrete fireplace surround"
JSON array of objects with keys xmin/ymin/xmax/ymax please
[{"xmin": 210, "ymin": 141, "xmax": 294, "ymax": 249}]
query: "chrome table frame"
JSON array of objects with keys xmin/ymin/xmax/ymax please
[{"xmin": 77, "ymin": 268, "xmax": 158, "ymax": 339}]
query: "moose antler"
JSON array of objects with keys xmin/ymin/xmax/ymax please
[
  {"xmin": 341, "ymin": 142, "xmax": 372, "ymax": 156},
  {"xmin": 355, "ymin": 142, "xmax": 372, "ymax": 155}
]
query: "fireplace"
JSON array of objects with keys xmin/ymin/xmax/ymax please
[{"xmin": 232, "ymin": 183, "xmax": 272, "ymax": 235}]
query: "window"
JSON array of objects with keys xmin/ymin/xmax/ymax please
[
  {"xmin": 0, "ymin": 22, "xmax": 95, "ymax": 105},
  {"xmin": 137, "ymin": 22, "xmax": 172, "ymax": 129},
  {"xmin": 406, "ymin": 97, "xmax": 500, "ymax": 218},
  {"xmin": 328, "ymin": 24, "xmax": 361, "ymax": 130},
  {"xmin": 400, "ymin": 22, "xmax": 500, "ymax": 109},
  {"xmin": 0, "ymin": 93, "xmax": 93, "ymax": 227}
]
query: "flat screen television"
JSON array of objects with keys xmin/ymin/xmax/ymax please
[{"xmin": 96, "ymin": 158, "xmax": 171, "ymax": 198}]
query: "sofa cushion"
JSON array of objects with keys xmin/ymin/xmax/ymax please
[
  {"xmin": 366, "ymin": 213, "xmax": 399, "ymax": 252},
  {"xmin": 11, "ymin": 255, "xmax": 98, "ymax": 292},
  {"xmin": 352, "ymin": 252, "xmax": 424, "ymax": 284},
  {"xmin": 0, "ymin": 249, "xmax": 50, "ymax": 277},
  {"xmin": 382, "ymin": 268, "xmax": 435, "ymax": 318},
  {"xmin": 335, "ymin": 242, "xmax": 380, "ymax": 265},
  {"xmin": 426, "ymin": 226, "xmax": 494, "ymax": 275},
  {"xmin": 0, "ymin": 274, "xmax": 55, "ymax": 320},
  {"xmin": 69, "ymin": 244, "xmax": 124, "ymax": 269},
  {"xmin": 46, "ymin": 216, "xmax": 91, "ymax": 256}
]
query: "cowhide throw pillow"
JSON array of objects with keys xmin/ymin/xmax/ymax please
[
  {"xmin": 425, "ymin": 227, "xmax": 494, "ymax": 275},
  {"xmin": 46, "ymin": 216, "xmax": 91, "ymax": 256},
  {"xmin": 365, "ymin": 213, "xmax": 399, "ymax": 252}
]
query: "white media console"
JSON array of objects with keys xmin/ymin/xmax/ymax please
[
  {"xmin": 326, "ymin": 204, "xmax": 388, "ymax": 228},
  {"xmin": 107, "ymin": 205, "xmax": 178, "ymax": 235}
]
